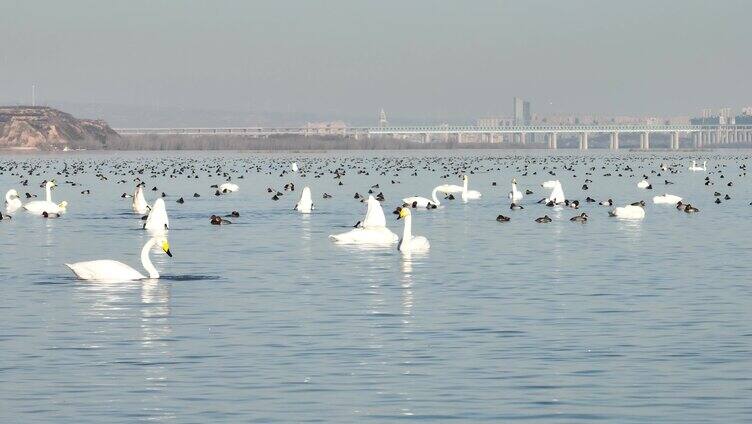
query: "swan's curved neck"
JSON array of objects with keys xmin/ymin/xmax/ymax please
[
  {"xmin": 431, "ymin": 187, "xmax": 441, "ymax": 206},
  {"xmin": 45, "ymin": 185, "xmax": 52, "ymax": 203},
  {"xmin": 5, "ymin": 191, "xmax": 12, "ymax": 203},
  {"xmin": 402, "ymin": 214, "xmax": 412, "ymax": 242},
  {"xmin": 141, "ymin": 238, "xmax": 159, "ymax": 279}
]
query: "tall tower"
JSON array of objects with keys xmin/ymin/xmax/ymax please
[
  {"xmin": 379, "ymin": 108, "xmax": 388, "ymax": 128},
  {"xmin": 513, "ymin": 97, "xmax": 524, "ymax": 124}
]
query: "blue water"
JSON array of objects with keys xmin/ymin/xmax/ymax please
[{"xmin": 1, "ymin": 150, "xmax": 751, "ymax": 423}]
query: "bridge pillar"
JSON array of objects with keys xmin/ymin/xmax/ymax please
[
  {"xmin": 520, "ymin": 132, "xmax": 527, "ymax": 145},
  {"xmin": 611, "ymin": 132, "xmax": 620, "ymax": 150},
  {"xmin": 457, "ymin": 133, "xmax": 463, "ymax": 143},
  {"xmin": 672, "ymin": 131, "xmax": 680, "ymax": 150},
  {"xmin": 579, "ymin": 132, "xmax": 589, "ymax": 150},
  {"xmin": 640, "ymin": 132, "xmax": 650, "ymax": 150},
  {"xmin": 549, "ymin": 132, "xmax": 558, "ymax": 149},
  {"xmin": 424, "ymin": 133, "xmax": 431, "ymax": 143}
]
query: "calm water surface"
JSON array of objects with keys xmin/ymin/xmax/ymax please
[{"xmin": 1, "ymin": 150, "xmax": 751, "ymax": 423}]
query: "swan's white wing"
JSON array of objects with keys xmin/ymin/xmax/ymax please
[
  {"xmin": 330, "ymin": 228, "xmax": 397, "ymax": 244},
  {"xmin": 6, "ymin": 199, "xmax": 22, "ymax": 213},
  {"xmin": 362, "ymin": 196, "xmax": 386, "ymax": 228},
  {"xmin": 145, "ymin": 199, "xmax": 169, "ymax": 232},
  {"xmin": 399, "ymin": 235, "xmax": 430, "ymax": 252},
  {"xmin": 66, "ymin": 260, "xmax": 145, "ymax": 281},
  {"xmin": 132, "ymin": 188, "xmax": 149, "ymax": 213},
  {"xmin": 466, "ymin": 190, "xmax": 482, "ymax": 198},
  {"xmin": 24, "ymin": 200, "xmax": 57, "ymax": 215},
  {"xmin": 435, "ymin": 184, "xmax": 463, "ymax": 194}
]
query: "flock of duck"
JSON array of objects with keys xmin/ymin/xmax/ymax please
[{"xmin": 1, "ymin": 154, "xmax": 736, "ymax": 282}]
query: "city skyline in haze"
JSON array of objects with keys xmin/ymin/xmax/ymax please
[{"xmin": 1, "ymin": 0, "xmax": 751, "ymax": 126}]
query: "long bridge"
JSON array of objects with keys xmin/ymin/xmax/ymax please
[{"xmin": 114, "ymin": 124, "xmax": 752, "ymax": 150}]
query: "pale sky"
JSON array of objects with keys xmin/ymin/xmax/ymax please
[{"xmin": 1, "ymin": 0, "xmax": 750, "ymax": 125}]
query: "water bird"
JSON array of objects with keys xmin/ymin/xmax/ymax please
[
  {"xmin": 65, "ymin": 237, "xmax": 172, "ymax": 281},
  {"xmin": 330, "ymin": 196, "xmax": 398, "ymax": 244},
  {"xmin": 541, "ymin": 180, "xmax": 565, "ymax": 204},
  {"xmin": 653, "ymin": 194, "xmax": 682, "ymax": 204},
  {"xmin": 393, "ymin": 207, "xmax": 430, "ymax": 253},
  {"xmin": 211, "ymin": 215, "xmax": 232, "ymax": 225},
  {"xmin": 5, "ymin": 189, "xmax": 22, "ymax": 213},
  {"xmin": 132, "ymin": 186, "xmax": 149, "ymax": 214},
  {"xmin": 508, "ymin": 178, "xmax": 523, "ymax": 202},
  {"xmin": 460, "ymin": 175, "xmax": 482, "ymax": 202},
  {"xmin": 689, "ymin": 160, "xmax": 707, "ymax": 171},
  {"xmin": 609, "ymin": 204, "xmax": 645, "ymax": 219},
  {"xmin": 24, "ymin": 181, "xmax": 67, "ymax": 216},
  {"xmin": 403, "ymin": 187, "xmax": 442, "ymax": 208},
  {"xmin": 295, "ymin": 187, "xmax": 314, "ymax": 213},
  {"xmin": 570, "ymin": 213, "xmax": 588, "ymax": 222},
  {"xmin": 144, "ymin": 198, "xmax": 169, "ymax": 233}
]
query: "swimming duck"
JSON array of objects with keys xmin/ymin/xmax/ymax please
[
  {"xmin": 570, "ymin": 213, "xmax": 588, "ymax": 222},
  {"xmin": 535, "ymin": 215, "xmax": 552, "ymax": 223},
  {"xmin": 211, "ymin": 215, "xmax": 232, "ymax": 225}
]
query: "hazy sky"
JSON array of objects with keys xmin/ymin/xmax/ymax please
[{"xmin": 1, "ymin": 0, "xmax": 751, "ymax": 124}]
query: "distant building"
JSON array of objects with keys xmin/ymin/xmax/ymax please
[
  {"xmin": 476, "ymin": 117, "xmax": 514, "ymax": 127},
  {"xmin": 379, "ymin": 108, "xmax": 388, "ymax": 128},
  {"xmin": 691, "ymin": 108, "xmax": 731, "ymax": 125},
  {"xmin": 690, "ymin": 116, "xmax": 724, "ymax": 125},
  {"xmin": 304, "ymin": 121, "xmax": 347, "ymax": 136},
  {"xmin": 736, "ymin": 107, "xmax": 752, "ymax": 125},
  {"xmin": 513, "ymin": 97, "xmax": 531, "ymax": 125}
]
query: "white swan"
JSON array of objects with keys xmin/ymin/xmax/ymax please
[
  {"xmin": 637, "ymin": 179, "xmax": 650, "ymax": 189},
  {"xmin": 329, "ymin": 196, "xmax": 398, "ymax": 244},
  {"xmin": 132, "ymin": 186, "xmax": 150, "ymax": 214},
  {"xmin": 66, "ymin": 237, "xmax": 172, "ymax": 281},
  {"xmin": 435, "ymin": 180, "xmax": 464, "ymax": 194},
  {"xmin": 460, "ymin": 175, "xmax": 481, "ymax": 202},
  {"xmin": 508, "ymin": 178, "xmax": 523, "ymax": 202},
  {"xmin": 144, "ymin": 198, "xmax": 169, "ymax": 233},
  {"xmin": 689, "ymin": 160, "xmax": 707, "ymax": 172},
  {"xmin": 542, "ymin": 180, "xmax": 566, "ymax": 204},
  {"xmin": 653, "ymin": 194, "xmax": 682, "ymax": 204},
  {"xmin": 218, "ymin": 182, "xmax": 239, "ymax": 193},
  {"xmin": 609, "ymin": 204, "xmax": 645, "ymax": 219},
  {"xmin": 395, "ymin": 207, "xmax": 430, "ymax": 253},
  {"xmin": 403, "ymin": 187, "xmax": 441, "ymax": 208},
  {"xmin": 291, "ymin": 162, "xmax": 299, "ymax": 173},
  {"xmin": 294, "ymin": 186, "xmax": 314, "ymax": 213},
  {"xmin": 5, "ymin": 189, "xmax": 22, "ymax": 213},
  {"xmin": 24, "ymin": 181, "xmax": 68, "ymax": 215},
  {"xmin": 361, "ymin": 195, "xmax": 386, "ymax": 228}
]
